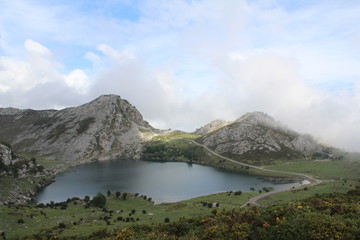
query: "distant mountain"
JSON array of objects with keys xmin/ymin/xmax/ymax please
[
  {"xmin": 0, "ymin": 95, "xmax": 156, "ymax": 163},
  {"xmin": 198, "ymin": 112, "xmax": 325, "ymax": 164}
]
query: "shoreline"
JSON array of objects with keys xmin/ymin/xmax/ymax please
[{"xmin": 3, "ymin": 139, "xmax": 323, "ymax": 206}]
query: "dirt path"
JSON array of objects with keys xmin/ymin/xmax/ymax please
[{"xmin": 188, "ymin": 139, "xmax": 322, "ymax": 206}]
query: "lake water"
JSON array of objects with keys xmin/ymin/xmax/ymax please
[{"xmin": 36, "ymin": 160, "xmax": 306, "ymax": 203}]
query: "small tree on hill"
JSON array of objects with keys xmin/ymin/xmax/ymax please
[
  {"xmin": 122, "ymin": 193, "xmax": 127, "ymax": 200},
  {"xmin": 92, "ymin": 192, "xmax": 106, "ymax": 208},
  {"xmin": 115, "ymin": 191, "xmax": 121, "ymax": 198}
]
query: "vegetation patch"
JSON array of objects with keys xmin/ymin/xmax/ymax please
[
  {"xmin": 150, "ymin": 130, "xmax": 199, "ymax": 142},
  {"xmin": 77, "ymin": 117, "xmax": 96, "ymax": 134}
]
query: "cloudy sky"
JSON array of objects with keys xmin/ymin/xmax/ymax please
[{"xmin": 0, "ymin": 0, "xmax": 360, "ymax": 151}]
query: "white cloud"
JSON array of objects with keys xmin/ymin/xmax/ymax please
[
  {"xmin": 0, "ymin": 39, "xmax": 91, "ymax": 105},
  {"xmin": 24, "ymin": 39, "xmax": 52, "ymax": 57},
  {"xmin": 65, "ymin": 69, "xmax": 91, "ymax": 94}
]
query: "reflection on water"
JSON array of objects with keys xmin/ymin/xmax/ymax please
[{"xmin": 36, "ymin": 160, "xmax": 306, "ymax": 203}]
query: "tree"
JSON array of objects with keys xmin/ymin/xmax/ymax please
[
  {"xmin": 122, "ymin": 193, "xmax": 127, "ymax": 200},
  {"xmin": 107, "ymin": 190, "xmax": 111, "ymax": 197},
  {"xmin": 92, "ymin": 192, "xmax": 106, "ymax": 208},
  {"xmin": 115, "ymin": 191, "xmax": 121, "ymax": 198},
  {"xmin": 84, "ymin": 195, "xmax": 90, "ymax": 202}
]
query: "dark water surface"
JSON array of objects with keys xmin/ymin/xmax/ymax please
[{"xmin": 36, "ymin": 160, "xmax": 306, "ymax": 203}]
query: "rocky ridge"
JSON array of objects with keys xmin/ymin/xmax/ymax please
[{"xmin": 198, "ymin": 112, "xmax": 325, "ymax": 163}]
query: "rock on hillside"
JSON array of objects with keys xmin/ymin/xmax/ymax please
[
  {"xmin": 0, "ymin": 95, "xmax": 155, "ymax": 163},
  {"xmin": 0, "ymin": 143, "xmax": 17, "ymax": 166},
  {"xmin": 0, "ymin": 143, "xmax": 45, "ymax": 177},
  {"xmin": 193, "ymin": 119, "xmax": 230, "ymax": 136},
  {"xmin": 198, "ymin": 112, "xmax": 324, "ymax": 164}
]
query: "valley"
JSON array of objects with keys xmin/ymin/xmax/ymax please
[{"xmin": 0, "ymin": 95, "xmax": 359, "ymax": 239}]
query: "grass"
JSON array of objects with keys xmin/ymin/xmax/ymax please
[
  {"xmin": 264, "ymin": 156, "xmax": 360, "ymax": 180},
  {"xmin": 257, "ymin": 180, "xmax": 358, "ymax": 206},
  {"xmin": 0, "ymin": 176, "xmax": 53, "ymax": 203},
  {"xmin": 17, "ymin": 152, "xmax": 62, "ymax": 169},
  {"xmin": 0, "ymin": 191, "xmax": 260, "ymax": 239},
  {"xmin": 150, "ymin": 130, "xmax": 199, "ymax": 142}
]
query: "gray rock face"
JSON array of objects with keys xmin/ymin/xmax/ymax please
[
  {"xmin": 199, "ymin": 112, "xmax": 324, "ymax": 161},
  {"xmin": 0, "ymin": 143, "xmax": 17, "ymax": 166},
  {"xmin": 194, "ymin": 119, "xmax": 230, "ymax": 136},
  {"xmin": 0, "ymin": 95, "xmax": 155, "ymax": 163}
]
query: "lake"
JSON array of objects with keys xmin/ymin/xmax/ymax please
[{"xmin": 36, "ymin": 160, "xmax": 307, "ymax": 203}]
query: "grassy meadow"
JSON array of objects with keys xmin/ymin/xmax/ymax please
[{"xmin": 0, "ymin": 191, "xmax": 259, "ymax": 239}]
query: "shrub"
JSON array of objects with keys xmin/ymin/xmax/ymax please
[
  {"xmin": 92, "ymin": 192, "xmax": 106, "ymax": 208},
  {"xmin": 164, "ymin": 217, "xmax": 170, "ymax": 223},
  {"xmin": 17, "ymin": 219, "xmax": 25, "ymax": 224},
  {"xmin": 115, "ymin": 191, "xmax": 121, "ymax": 198},
  {"xmin": 122, "ymin": 193, "xmax": 127, "ymax": 200},
  {"xmin": 77, "ymin": 117, "xmax": 95, "ymax": 134},
  {"xmin": 59, "ymin": 223, "xmax": 66, "ymax": 228}
]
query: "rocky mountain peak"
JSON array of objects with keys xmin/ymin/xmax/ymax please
[
  {"xmin": 0, "ymin": 107, "xmax": 22, "ymax": 115},
  {"xmin": 0, "ymin": 95, "xmax": 156, "ymax": 163},
  {"xmin": 199, "ymin": 112, "xmax": 324, "ymax": 165},
  {"xmin": 194, "ymin": 119, "xmax": 230, "ymax": 136}
]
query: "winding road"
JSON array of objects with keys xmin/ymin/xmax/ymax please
[{"xmin": 187, "ymin": 139, "xmax": 323, "ymax": 206}]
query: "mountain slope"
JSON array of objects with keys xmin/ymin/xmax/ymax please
[
  {"xmin": 198, "ymin": 112, "xmax": 325, "ymax": 165},
  {"xmin": 0, "ymin": 95, "xmax": 155, "ymax": 163}
]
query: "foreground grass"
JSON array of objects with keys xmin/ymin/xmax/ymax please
[
  {"xmin": 5, "ymin": 187, "xmax": 359, "ymax": 240},
  {"xmin": 0, "ymin": 191, "xmax": 259, "ymax": 239}
]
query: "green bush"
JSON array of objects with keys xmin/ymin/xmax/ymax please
[
  {"xmin": 58, "ymin": 223, "xmax": 66, "ymax": 228},
  {"xmin": 17, "ymin": 219, "xmax": 25, "ymax": 224},
  {"xmin": 92, "ymin": 192, "xmax": 106, "ymax": 208}
]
